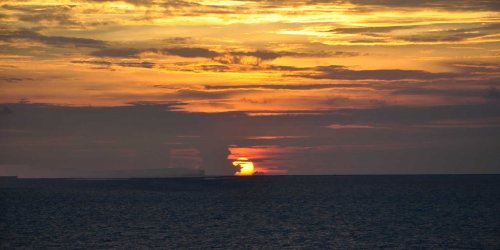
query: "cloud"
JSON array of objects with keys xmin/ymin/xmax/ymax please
[
  {"xmin": 229, "ymin": 0, "xmax": 499, "ymax": 12},
  {"xmin": 85, "ymin": 0, "xmax": 156, "ymax": 6},
  {"xmin": 0, "ymin": 76, "xmax": 34, "ymax": 83},
  {"xmin": 0, "ymin": 29, "xmax": 106, "ymax": 48},
  {"xmin": 173, "ymin": 89, "xmax": 255, "ymax": 99},
  {"xmin": 346, "ymin": 0, "xmax": 500, "ymax": 11},
  {"xmin": 196, "ymin": 140, "xmax": 240, "ymax": 176},
  {"xmin": 71, "ymin": 0, "xmax": 500, "ymax": 11},
  {"xmin": 212, "ymin": 50, "xmax": 290, "ymax": 65},
  {"xmin": 90, "ymin": 47, "xmax": 220, "ymax": 59},
  {"xmin": 331, "ymin": 25, "xmax": 410, "ymax": 34},
  {"xmin": 327, "ymin": 124, "xmax": 375, "ymax": 129},
  {"xmin": 194, "ymin": 64, "xmax": 231, "ymax": 72},
  {"xmin": 392, "ymin": 88, "xmax": 488, "ymax": 98},
  {"xmin": 90, "ymin": 48, "xmax": 144, "ymax": 58},
  {"xmin": 2, "ymin": 4, "xmax": 79, "ymax": 26},
  {"xmin": 72, "ymin": 59, "xmax": 155, "ymax": 69},
  {"xmin": 0, "ymin": 102, "xmax": 243, "ymax": 176},
  {"xmin": 115, "ymin": 61, "xmax": 155, "ymax": 68},
  {"xmin": 87, "ymin": 47, "xmax": 358, "ymax": 67},
  {"xmin": 451, "ymin": 62, "xmax": 500, "ymax": 73},
  {"xmin": 398, "ymin": 30, "xmax": 489, "ymax": 43},
  {"xmin": 205, "ymin": 83, "xmax": 367, "ymax": 90},
  {"xmin": 162, "ymin": 37, "xmax": 191, "ymax": 44},
  {"xmin": 162, "ymin": 47, "xmax": 219, "ymax": 58},
  {"xmin": 486, "ymin": 87, "xmax": 500, "ymax": 101},
  {"xmin": 71, "ymin": 60, "xmax": 112, "ymax": 66},
  {"xmin": 266, "ymin": 65, "xmax": 308, "ymax": 71},
  {"xmin": 331, "ymin": 23, "xmax": 500, "ymax": 43},
  {"xmin": 230, "ymin": 50, "xmax": 284, "ymax": 61},
  {"xmin": 214, "ymin": 50, "xmax": 359, "ymax": 65},
  {"xmin": 295, "ymin": 65, "xmax": 459, "ymax": 80}
]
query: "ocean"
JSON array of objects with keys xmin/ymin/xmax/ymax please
[{"xmin": 1, "ymin": 175, "xmax": 499, "ymax": 249}]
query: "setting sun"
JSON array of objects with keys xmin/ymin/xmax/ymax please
[{"xmin": 232, "ymin": 157, "xmax": 255, "ymax": 176}]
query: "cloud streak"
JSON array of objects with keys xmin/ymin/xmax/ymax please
[
  {"xmin": 294, "ymin": 65, "xmax": 459, "ymax": 80},
  {"xmin": 0, "ymin": 29, "xmax": 106, "ymax": 48}
]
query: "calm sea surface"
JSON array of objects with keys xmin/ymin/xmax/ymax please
[{"xmin": 1, "ymin": 175, "xmax": 499, "ymax": 249}]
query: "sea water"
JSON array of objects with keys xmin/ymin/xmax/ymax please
[{"xmin": 1, "ymin": 175, "xmax": 499, "ymax": 249}]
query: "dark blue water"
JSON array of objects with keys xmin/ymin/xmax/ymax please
[{"xmin": 1, "ymin": 175, "xmax": 499, "ymax": 249}]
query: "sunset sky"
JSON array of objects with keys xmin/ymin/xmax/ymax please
[{"xmin": 1, "ymin": 0, "xmax": 499, "ymax": 177}]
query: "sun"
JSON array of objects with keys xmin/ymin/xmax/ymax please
[{"xmin": 232, "ymin": 157, "xmax": 255, "ymax": 176}]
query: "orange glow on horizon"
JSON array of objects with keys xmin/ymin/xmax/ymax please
[
  {"xmin": 232, "ymin": 157, "xmax": 255, "ymax": 176},
  {"xmin": 228, "ymin": 146, "xmax": 290, "ymax": 175}
]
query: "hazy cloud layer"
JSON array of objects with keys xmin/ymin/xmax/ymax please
[{"xmin": 1, "ymin": 103, "xmax": 499, "ymax": 176}]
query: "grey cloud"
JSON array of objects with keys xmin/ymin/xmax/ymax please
[
  {"xmin": 213, "ymin": 50, "xmax": 290, "ymax": 65},
  {"xmin": 115, "ymin": 61, "xmax": 155, "ymax": 68},
  {"xmin": 2, "ymin": 4, "xmax": 79, "ymax": 26},
  {"xmin": 90, "ymin": 47, "xmax": 220, "ymax": 58},
  {"xmin": 220, "ymin": 50, "xmax": 360, "ymax": 64},
  {"xmin": 162, "ymin": 37, "xmax": 191, "ymax": 44},
  {"xmin": 266, "ymin": 65, "xmax": 308, "ymax": 71},
  {"xmin": 452, "ymin": 62, "xmax": 500, "ymax": 73},
  {"xmin": 72, "ymin": 59, "xmax": 155, "ymax": 69},
  {"xmin": 86, "ymin": 0, "xmax": 156, "ymax": 6},
  {"xmin": 486, "ymin": 87, "xmax": 500, "ymax": 100},
  {"xmin": 152, "ymin": 85, "xmax": 182, "ymax": 90},
  {"xmin": 332, "ymin": 25, "xmax": 410, "ymax": 34},
  {"xmin": 234, "ymin": 0, "xmax": 499, "ymax": 11},
  {"xmin": 195, "ymin": 64, "xmax": 231, "ymax": 72},
  {"xmin": 349, "ymin": 39, "xmax": 386, "ymax": 44},
  {"xmin": 83, "ymin": 0, "xmax": 239, "ymax": 10},
  {"xmin": 196, "ymin": 139, "xmax": 239, "ymax": 176},
  {"xmin": 0, "ymin": 77, "xmax": 34, "ymax": 83},
  {"xmin": 335, "ymin": 104, "xmax": 500, "ymax": 126},
  {"xmin": 346, "ymin": 0, "xmax": 500, "ymax": 11},
  {"xmin": 392, "ymin": 87, "xmax": 497, "ymax": 98},
  {"xmin": 88, "ymin": 46, "xmax": 360, "ymax": 64},
  {"xmin": 295, "ymin": 65, "xmax": 459, "ymax": 80},
  {"xmin": 0, "ymin": 29, "xmax": 106, "ymax": 48},
  {"xmin": 323, "ymin": 96, "xmax": 386, "ymax": 107},
  {"xmin": 332, "ymin": 23, "xmax": 500, "ymax": 43},
  {"xmin": 173, "ymin": 89, "xmax": 254, "ymax": 99},
  {"xmin": 230, "ymin": 50, "xmax": 283, "ymax": 61},
  {"xmin": 399, "ymin": 31, "xmax": 486, "ymax": 43},
  {"xmin": 150, "ymin": 86, "xmax": 258, "ymax": 99},
  {"xmin": 162, "ymin": 47, "xmax": 219, "ymax": 58},
  {"xmin": 330, "ymin": 23, "xmax": 500, "ymax": 34},
  {"xmin": 0, "ymin": 102, "xmax": 239, "ymax": 176},
  {"xmin": 329, "ymin": 51, "xmax": 360, "ymax": 57},
  {"xmin": 17, "ymin": 13, "xmax": 78, "ymax": 26},
  {"xmin": 72, "ymin": 60, "xmax": 112, "ymax": 66},
  {"xmin": 90, "ymin": 48, "xmax": 144, "ymax": 58},
  {"xmin": 45, "ymin": 0, "xmax": 500, "ymax": 11},
  {"xmin": 205, "ymin": 83, "xmax": 366, "ymax": 90}
]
